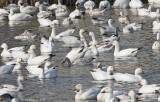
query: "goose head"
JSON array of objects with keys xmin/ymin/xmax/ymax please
[
  {"xmin": 16, "ymin": 58, "xmax": 24, "ymax": 63},
  {"xmin": 50, "ymin": 20, "xmax": 60, "ymax": 27},
  {"xmin": 73, "ymin": 84, "xmax": 83, "ymax": 92},
  {"xmin": 157, "ymin": 33, "xmax": 160, "ymax": 40},
  {"xmin": 107, "ymin": 66, "xmax": 116, "ymax": 73},
  {"xmin": 44, "ymin": 61, "xmax": 54, "ymax": 68},
  {"xmin": 49, "ymin": 36, "xmax": 54, "ymax": 42},
  {"xmin": 18, "ymin": 0, "xmax": 23, "ymax": 6},
  {"xmin": 62, "ymin": 57, "xmax": 71, "ymax": 68},
  {"xmin": 0, "ymin": 43, "xmax": 8, "ymax": 50},
  {"xmin": 135, "ymin": 68, "xmax": 145, "ymax": 76},
  {"xmin": 101, "ymin": 87, "xmax": 113, "ymax": 93},
  {"xmin": 108, "ymin": 18, "xmax": 115, "ymax": 25}
]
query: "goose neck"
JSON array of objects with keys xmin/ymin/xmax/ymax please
[
  {"xmin": 51, "ymin": 27, "xmax": 56, "ymax": 37},
  {"xmin": 113, "ymin": 43, "xmax": 120, "ymax": 55},
  {"xmin": 17, "ymin": 78, "xmax": 23, "ymax": 90}
]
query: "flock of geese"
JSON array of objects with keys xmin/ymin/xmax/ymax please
[{"xmin": 0, "ymin": 0, "xmax": 160, "ymax": 102}]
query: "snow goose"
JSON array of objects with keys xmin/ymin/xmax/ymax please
[
  {"xmin": 129, "ymin": 0, "xmax": 144, "ymax": 9},
  {"xmin": 6, "ymin": 58, "xmax": 24, "ymax": 70},
  {"xmin": 148, "ymin": 0, "xmax": 160, "ymax": 4},
  {"xmin": 69, "ymin": 6, "xmax": 82, "ymax": 19},
  {"xmin": 40, "ymin": 36, "xmax": 55, "ymax": 54},
  {"xmin": 99, "ymin": 0, "xmax": 110, "ymax": 10},
  {"xmin": 0, "ymin": 64, "xmax": 15, "ymax": 74},
  {"xmin": 38, "ymin": 17, "xmax": 56, "ymax": 27},
  {"xmin": 118, "ymin": 11, "xmax": 128, "ymax": 24},
  {"xmin": 38, "ymin": 61, "xmax": 57, "ymax": 79},
  {"xmin": 138, "ymin": 6, "xmax": 151, "ymax": 16},
  {"xmin": 139, "ymin": 79, "xmax": 160, "ymax": 94},
  {"xmin": 123, "ymin": 24, "xmax": 134, "ymax": 33},
  {"xmin": 90, "ymin": 66, "xmax": 116, "ymax": 81},
  {"xmin": 91, "ymin": 17, "xmax": 108, "ymax": 25},
  {"xmin": 99, "ymin": 18, "xmax": 116, "ymax": 35},
  {"xmin": 75, "ymin": 0, "xmax": 86, "ymax": 8},
  {"xmin": 9, "ymin": 9, "xmax": 32, "ymax": 21},
  {"xmin": 14, "ymin": 29, "xmax": 36, "ymax": 40},
  {"xmin": 1, "ymin": 75, "xmax": 26, "ymax": 92},
  {"xmin": 51, "ymin": 26, "xmax": 76, "ymax": 41},
  {"xmin": 0, "ymin": 43, "xmax": 24, "ymax": 58},
  {"xmin": 26, "ymin": 45, "xmax": 49, "ymax": 65},
  {"xmin": 91, "ymin": 63, "xmax": 108, "ymax": 72},
  {"xmin": 55, "ymin": 5, "xmax": 70, "ymax": 17},
  {"xmin": 84, "ymin": 0, "xmax": 95, "ymax": 10},
  {"xmin": 113, "ymin": 68, "xmax": 145, "ymax": 82},
  {"xmin": 97, "ymin": 87, "xmax": 126, "ymax": 102},
  {"xmin": 89, "ymin": 6, "xmax": 107, "ymax": 15},
  {"xmin": 62, "ymin": 17, "xmax": 73, "ymax": 25},
  {"xmin": 111, "ymin": 41, "xmax": 142, "ymax": 57},
  {"xmin": 20, "ymin": 3, "xmax": 38, "ymax": 15},
  {"xmin": 149, "ymin": 9, "xmax": 160, "ymax": 18},
  {"xmin": 73, "ymin": 84, "xmax": 101, "ymax": 100},
  {"xmin": 0, "ymin": 9, "xmax": 9, "ymax": 20},
  {"xmin": 113, "ymin": 0, "xmax": 130, "ymax": 8},
  {"xmin": 152, "ymin": 33, "xmax": 160, "ymax": 50}
]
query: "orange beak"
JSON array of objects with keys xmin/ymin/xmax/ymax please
[
  {"xmin": 101, "ymin": 90, "xmax": 106, "ymax": 93},
  {"xmin": 38, "ymin": 65, "xmax": 42, "ymax": 68},
  {"xmin": 113, "ymin": 68, "xmax": 117, "ymax": 71},
  {"xmin": 85, "ymin": 30, "xmax": 90, "ymax": 34},
  {"xmin": 72, "ymin": 87, "xmax": 77, "ymax": 91},
  {"xmin": 142, "ymin": 71, "xmax": 145, "ymax": 74}
]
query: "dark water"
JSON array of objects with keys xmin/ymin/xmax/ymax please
[{"xmin": 0, "ymin": 6, "xmax": 160, "ymax": 102}]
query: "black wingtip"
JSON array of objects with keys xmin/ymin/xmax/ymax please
[{"xmin": 138, "ymin": 47, "xmax": 143, "ymax": 50}]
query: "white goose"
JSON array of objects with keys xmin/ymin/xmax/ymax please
[
  {"xmin": 97, "ymin": 87, "xmax": 126, "ymax": 102},
  {"xmin": 138, "ymin": 6, "xmax": 151, "ymax": 16},
  {"xmin": 1, "ymin": 75, "xmax": 26, "ymax": 92},
  {"xmin": 118, "ymin": 11, "xmax": 128, "ymax": 24},
  {"xmin": 90, "ymin": 66, "xmax": 116, "ymax": 81},
  {"xmin": 38, "ymin": 18, "xmax": 59, "ymax": 27},
  {"xmin": 111, "ymin": 41, "xmax": 142, "ymax": 57},
  {"xmin": 41, "ymin": 36, "xmax": 55, "ymax": 54},
  {"xmin": 75, "ymin": 0, "xmax": 85, "ymax": 7},
  {"xmin": 0, "ymin": 9, "xmax": 9, "ymax": 20},
  {"xmin": 9, "ymin": 9, "xmax": 32, "ymax": 21},
  {"xmin": 148, "ymin": 0, "xmax": 160, "ymax": 4},
  {"xmin": 6, "ymin": 58, "xmax": 24, "ymax": 70},
  {"xmin": 73, "ymin": 84, "xmax": 101, "ymax": 100},
  {"xmin": 99, "ymin": 18, "xmax": 116, "ymax": 35},
  {"xmin": 69, "ymin": 6, "xmax": 82, "ymax": 19},
  {"xmin": 38, "ymin": 61, "xmax": 57, "ymax": 79},
  {"xmin": 152, "ymin": 33, "xmax": 160, "ymax": 50},
  {"xmin": 113, "ymin": 0, "xmax": 130, "ymax": 8},
  {"xmin": 129, "ymin": 0, "xmax": 144, "ymax": 9},
  {"xmin": 149, "ymin": 9, "xmax": 160, "ymax": 18},
  {"xmin": 26, "ymin": 45, "xmax": 49, "ymax": 65},
  {"xmin": 14, "ymin": 29, "xmax": 36, "ymax": 40},
  {"xmin": 91, "ymin": 17, "xmax": 108, "ymax": 25},
  {"xmin": 0, "ymin": 64, "xmax": 15, "ymax": 74},
  {"xmin": 84, "ymin": 0, "xmax": 95, "ymax": 10},
  {"xmin": 89, "ymin": 6, "xmax": 107, "ymax": 15},
  {"xmin": 62, "ymin": 17, "xmax": 73, "ymax": 25},
  {"xmin": 113, "ymin": 68, "xmax": 145, "ymax": 82},
  {"xmin": 55, "ymin": 5, "xmax": 70, "ymax": 17},
  {"xmin": 0, "ymin": 43, "xmax": 24, "ymax": 58},
  {"xmin": 99, "ymin": 0, "xmax": 110, "ymax": 10},
  {"xmin": 139, "ymin": 79, "xmax": 160, "ymax": 94},
  {"xmin": 20, "ymin": 3, "xmax": 38, "ymax": 15},
  {"xmin": 91, "ymin": 63, "xmax": 108, "ymax": 72}
]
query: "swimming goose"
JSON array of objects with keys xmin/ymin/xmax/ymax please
[
  {"xmin": 38, "ymin": 61, "xmax": 57, "ymax": 79},
  {"xmin": 113, "ymin": 0, "xmax": 130, "ymax": 8},
  {"xmin": 20, "ymin": 3, "xmax": 38, "ymax": 15},
  {"xmin": 129, "ymin": 0, "xmax": 144, "ymax": 9},
  {"xmin": 148, "ymin": 0, "xmax": 160, "ymax": 4},
  {"xmin": 14, "ymin": 29, "xmax": 36, "ymax": 40},
  {"xmin": 40, "ymin": 36, "xmax": 55, "ymax": 54},
  {"xmin": 90, "ymin": 66, "xmax": 116, "ymax": 81},
  {"xmin": 123, "ymin": 24, "xmax": 134, "ymax": 33},
  {"xmin": 73, "ymin": 84, "xmax": 101, "ymax": 100},
  {"xmin": 26, "ymin": 45, "xmax": 49, "ymax": 65},
  {"xmin": 99, "ymin": 0, "xmax": 110, "ymax": 10},
  {"xmin": 113, "ymin": 68, "xmax": 145, "ymax": 82},
  {"xmin": 1, "ymin": 75, "xmax": 26, "ymax": 92},
  {"xmin": 0, "ymin": 64, "xmax": 15, "ymax": 74},
  {"xmin": 0, "ymin": 43, "xmax": 24, "ymax": 58},
  {"xmin": 91, "ymin": 17, "xmax": 108, "ymax": 25},
  {"xmin": 139, "ymin": 79, "xmax": 160, "ymax": 94},
  {"xmin": 84, "ymin": 0, "xmax": 95, "ymax": 10},
  {"xmin": 9, "ymin": 9, "xmax": 32, "ymax": 21},
  {"xmin": 111, "ymin": 41, "xmax": 142, "ymax": 57},
  {"xmin": 38, "ymin": 17, "xmax": 57, "ymax": 27},
  {"xmin": 6, "ymin": 58, "xmax": 24, "ymax": 70},
  {"xmin": 138, "ymin": 6, "xmax": 151, "ymax": 16},
  {"xmin": 51, "ymin": 26, "xmax": 76, "ymax": 41},
  {"xmin": 149, "ymin": 9, "xmax": 160, "ymax": 18},
  {"xmin": 99, "ymin": 18, "xmax": 116, "ymax": 35},
  {"xmin": 118, "ymin": 11, "xmax": 128, "ymax": 24},
  {"xmin": 0, "ymin": 9, "xmax": 9, "ymax": 20},
  {"xmin": 69, "ymin": 6, "xmax": 83, "ymax": 19},
  {"xmin": 55, "ymin": 6, "xmax": 70, "ymax": 17},
  {"xmin": 152, "ymin": 33, "xmax": 160, "ymax": 50},
  {"xmin": 62, "ymin": 17, "xmax": 73, "ymax": 25},
  {"xmin": 89, "ymin": 6, "xmax": 107, "ymax": 15},
  {"xmin": 97, "ymin": 87, "xmax": 126, "ymax": 102}
]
